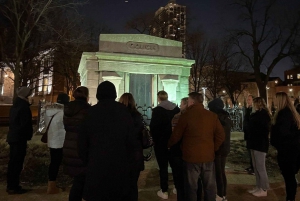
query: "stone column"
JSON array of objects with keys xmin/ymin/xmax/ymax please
[
  {"xmin": 160, "ymin": 75, "xmax": 179, "ymax": 103},
  {"xmin": 85, "ymin": 60, "xmax": 99, "ymax": 105}
]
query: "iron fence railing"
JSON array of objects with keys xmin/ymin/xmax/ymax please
[{"xmin": 224, "ymin": 106, "xmax": 244, "ymax": 132}]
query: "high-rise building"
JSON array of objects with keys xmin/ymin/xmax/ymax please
[{"xmin": 150, "ymin": 0, "xmax": 186, "ymax": 57}]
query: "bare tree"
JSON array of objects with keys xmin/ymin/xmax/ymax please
[
  {"xmin": 0, "ymin": 0, "xmax": 86, "ymax": 99},
  {"xmin": 125, "ymin": 12, "xmax": 155, "ymax": 34},
  {"xmin": 186, "ymin": 30, "xmax": 211, "ymax": 93},
  {"xmin": 230, "ymin": 0, "xmax": 300, "ymax": 101}
]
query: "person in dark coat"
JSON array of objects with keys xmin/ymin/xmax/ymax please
[
  {"xmin": 150, "ymin": 90, "xmax": 180, "ymax": 200},
  {"xmin": 170, "ymin": 97, "xmax": 188, "ymax": 201},
  {"xmin": 78, "ymin": 81, "xmax": 139, "ymax": 201},
  {"xmin": 119, "ymin": 93, "xmax": 144, "ymax": 201},
  {"xmin": 208, "ymin": 98, "xmax": 233, "ymax": 201},
  {"xmin": 243, "ymin": 94, "xmax": 254, "ymax": 174},
  {"xmin": 63, "ymin": 86, "xmax": 91, "ymax": 201},
  {"xmin": 247, "ymin": 97, "xmax": 270, "ymax": 197},
  {"xmin": 271, "ymin": 92, "xmax": 300, "ymax": 201},
  {"xmin": 6, "ymin": 86, "xmax": 33, "ymax": 194}
]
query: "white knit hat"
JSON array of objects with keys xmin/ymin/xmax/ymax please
[{"xmin": 17, "ymin": 87, "xmax": 31, "ymax": 99}]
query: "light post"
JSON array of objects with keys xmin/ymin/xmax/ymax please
[
  {"xmin": 266, "ymin": 86, "xmax": 270, "ymax": 108},
  {"xmin": 202, "ymin": 87, "xmax": 207, "ymax": 107}
]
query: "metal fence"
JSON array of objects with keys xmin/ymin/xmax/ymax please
[
  {"xmin": 224, "ymin": 106, "xmax": 244, "ymax": 132},
  {"xmin": 136, "ymin": 104, "xmax": 244, "ymax": 132}
]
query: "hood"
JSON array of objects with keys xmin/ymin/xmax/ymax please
[
  {"xmin": 96, "ymin": 81, "xmax": 117, "ymax": 100},
  {"xmin": 64, "ymin": 100, "xmax": 89, "ymax": 117},
  {"xmin": 217, "ymin": 110, "xmax": 230, "ymax": 121},
  {"xmin": 46, "ymin": 108, "xmax": 62, "ymax": 116},
  {"xmin": 157, "ymin": 100, "xmax": 177, "ymax": 110},
  {"xmin": 17, "ymin": 86, "xmax": 31, "ymax": 100},
  {"xmin": 208, "ymin": 98, "xmax": 224, "ymax": 113}
]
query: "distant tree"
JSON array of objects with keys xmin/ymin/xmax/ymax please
[
  {"xmin": 0, "ymin": 0, "xmax": 86, "ymax": 99},
  {"xmin": 230, "ymin": 0, "xmax": 300, "ymax": 101},
  {"xmin": 186, "ymin": 30, "xmax": 211, "ymax": 93},
  {"xmin": 125, "ymin": 12, "xmax": 155, "ymax": 34}
]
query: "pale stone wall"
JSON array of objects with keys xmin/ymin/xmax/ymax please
[{"xmin": 78, "ymin": 34, "xmax": 194, "ymax": 106}]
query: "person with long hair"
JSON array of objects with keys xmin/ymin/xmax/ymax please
[
  {"xmin": 45, "ymin": 93, "xmax": 70, "ymax": 194},
  {"xmin": 247, "ymin": 97, "xmax": 270, "ymax": 197},
  {"xmin": 119, "ymin": 93, "xmax": 144, "ymax": 201},
  {"xmin": 243, "ymin": 95, "xmax": 255, "ymax": 175},
  {"xmin": 271, "ymin": 92, "xmax": 300, "ymax": 201},
  {"xmin": 63, "ymin": 86, "xmax": 91, "ymax": 201}
]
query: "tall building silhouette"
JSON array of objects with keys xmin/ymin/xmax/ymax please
[{"xmin": 150, "ymin": 0, "xmax": 186, "ymax": 57}]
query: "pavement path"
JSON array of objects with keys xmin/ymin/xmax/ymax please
[{"xmin": 0, "ymin": 132, "xmax": 299, "ymax": 201}]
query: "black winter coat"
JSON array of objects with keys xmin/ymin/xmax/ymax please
[
  {"xmin": 63, "ymin": 99, "xmax": 91, "ymax": 177},
  {"xmin": 130, "ymin": 112, "xmax": 144, "ymax": 171},
  {"xmin": 215, "ymin": 110, "xmax": 233, "ymax": 156},
  {"xmin": 7, "ymin": 97, "xmax": 33, "ymax": 143},
  {"xmin": 270, "ymin": 107, "xmax": 300, "ymax": 151},
  {"xmin": 78, "ymin": 100, "xmax": 140, "ymax": 201},
  {"xmin": 243, "ymin": 106, "xmax": 252, "ymax": 140},
  {"xmin": 247, "ymin": 109, "xmax": 271, "ymax": 153},
  {"xmin": 150, "ymin": 105, "xmax": 180, "ymax": 146}
]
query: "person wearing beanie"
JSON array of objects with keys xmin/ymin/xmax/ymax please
[
  {"xmin": 44, "ymin": 93, "xmax": 69, "ymax": 194},
  {"xmin": 63, "ymin": 87, "xmax": 91, "ymax": 201},
  {"xmin": 208, "ymin": 98, "xmax": 233, "ymax": 201},
  {"xmin": 6, "ymin": 86, "xmax": 33, "ymax": 194},
  {"xmin": 78, "ymin": 81, "xmax": 140, "ymax": 200}
]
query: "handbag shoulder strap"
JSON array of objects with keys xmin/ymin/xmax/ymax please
[{"xmin": 45, "ymin": 113, "xmax": 57, "ymax": 133}]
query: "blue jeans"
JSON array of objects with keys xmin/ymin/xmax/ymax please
[{"xmin": 183, "ymin": 161, "xmax": 216, "ymax": 201}]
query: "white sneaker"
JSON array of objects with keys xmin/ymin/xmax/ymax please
[
  {"xmin": 172, "ymin": 188, "xmax": 177, "ymax": 194},
  {"xmin": 216, "ymin": 195, "xmax": 223, "ymax": 201},
  {"xmin": 157, "ymin": 189, "xmax": 168, "ymax": 199},
  {"xmin": 252, "ymin": 188, "xmax": 267, "ymax": 197},
  {"xmin": 247, "ymin": 187, "xmax": 259, "ymax": 194},
  {"xmin": 222, "ymin": 196, "xmax": 228, "ymax": 201}
]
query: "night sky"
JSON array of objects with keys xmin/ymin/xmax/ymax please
[{"xmin": 80, "ymin": 0, "xmax": 300, "ymax": 80}]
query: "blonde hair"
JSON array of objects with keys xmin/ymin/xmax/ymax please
[
  {"xmin": 253, "ymin": 97, "xmax": 270, "ymax": 116},
  {"xmin": 157, "ymin": 91, "xmax": 168, "ymax": 101},
  {"xmin": 119, "ymin": 93, "xmax": 140, "ymax": 115},
  {"xmin": 274, "ymin": 92, "xmax": 300, "ymax": 128}
]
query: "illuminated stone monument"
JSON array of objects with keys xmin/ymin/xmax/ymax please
[{"xmin": 78, "ymin": 34, "xmax": 194, "ymax": 106}]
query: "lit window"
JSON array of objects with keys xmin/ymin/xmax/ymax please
[
  {"xmin": 297, "ymin": 74, "xmax": 300, "ymax": 79},
  {"xmin": 287, "ymin": 75, "xmax": 290, "ymax": 79},
  {"xmin": 290, "ymin": 75, "xmax": 293, "ymax": 79}
]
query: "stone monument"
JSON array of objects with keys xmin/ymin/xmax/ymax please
[{"xmin": 78, "ymin": 34, "xmax": 194, "ymax": 106}]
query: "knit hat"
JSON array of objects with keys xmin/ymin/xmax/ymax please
[
  {"xmin": 96, "ymin": 81, "xmax": 117, "ymax": 100},
  {"xmin": 17, "ymin": 86, "xmax": 31, "ymax": 99},
  {"xmin": 208, "ymin": 98, "xmax": 224, "ymax": 112},
  {"xmin": 57, "ymin": 93, "xmax": 70, "ymax": 105}
]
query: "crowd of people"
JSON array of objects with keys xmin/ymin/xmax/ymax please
[{"xmin": 5, "ymin": 82, "xmax": 300, "ymax": 201}]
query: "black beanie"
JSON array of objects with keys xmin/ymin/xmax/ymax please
[
  {"xmin": 208, "ymin": 98, "xmax": 224, "ymax": 112},
  {"xmin": 96, "ymin": 81, "xmax": 117, "ymax": 100},
  {"xmin": 57, "ymin": 93, "xmax": 70, "ymax": 105}
]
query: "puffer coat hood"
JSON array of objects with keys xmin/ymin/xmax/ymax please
[{"xmin": 45, "ymin": 103, "xmax": 65, "ymax": 148}]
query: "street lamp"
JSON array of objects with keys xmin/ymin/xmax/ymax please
[
  {"xmin": 266, "ymin": 86, "xmax": 270, "ymax": 107},
  {"xmin": 202, "ymin": 87, "xmax": 207, "ymax": 107}
]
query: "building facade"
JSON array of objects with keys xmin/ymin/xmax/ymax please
[{"xmin": 150, "ymin": 0, "xmax": 186, "ymax": 57}]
